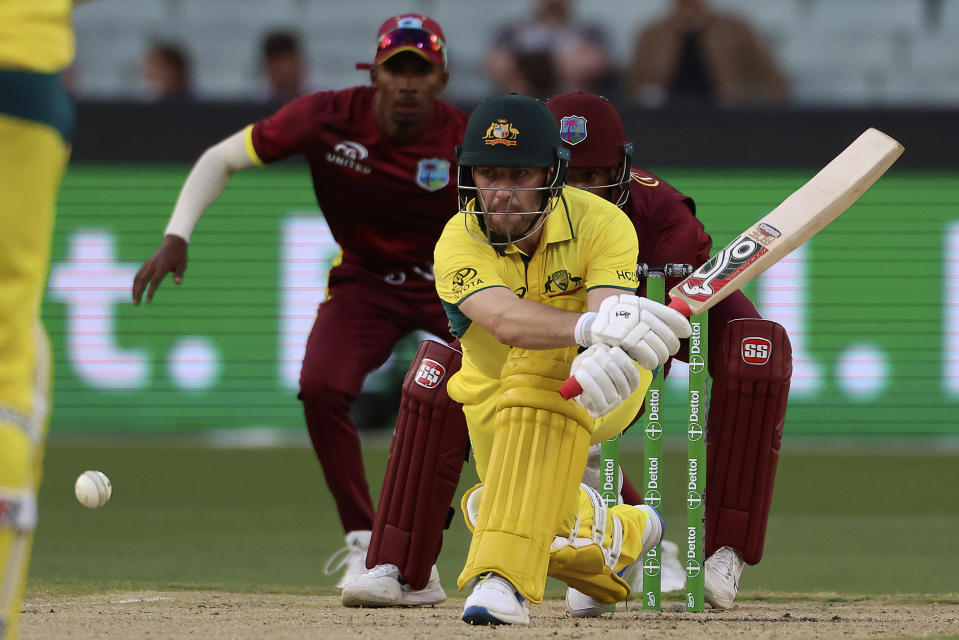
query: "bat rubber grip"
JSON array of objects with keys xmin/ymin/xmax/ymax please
[
  {"xmin": 668, "ymin": 296, "xmax": 692, "ymax": 317},
  {"xmin": 560, "ymin": 297, "xmax": 693, "ymax": 400},
  {"xmin": 559, "ymin": 377, "xmax": 582, "ymax": 400}
]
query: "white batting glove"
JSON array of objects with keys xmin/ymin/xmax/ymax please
[
  {"xmin": 569, "ymin": 344, "xmax": 641, "ymax": 418},
  {"xmin": 575, "ymin": 294, "xmax": 692, "ymax": 370}
]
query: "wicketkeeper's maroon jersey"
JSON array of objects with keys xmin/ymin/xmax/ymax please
[
  {"xmin": 625, "ymin": 167, "xmax": 710, "ymax": 272},
  {"xmin": 249, "ymin": 85, "xmax": 467, "ymax": 271}
]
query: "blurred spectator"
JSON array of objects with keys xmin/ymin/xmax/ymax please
[
  {"xmin": 141, "ymin": 42, "xmax": 192, "ymax": 101},
  {"xmin": 485, "ymin": 0, "xmax": 615, "ymax": 99},
  {"xmin": 625, "ymin": 0, "xmax": 788, "ymax": 107},
  {"xmin": 261, "ymin": 30, "xmax": 306, "ymax": 102}
]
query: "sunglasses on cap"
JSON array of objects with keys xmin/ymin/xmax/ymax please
[{"xmin": 378, "ymin": 27, "xmax": 446, "ymax": 56}]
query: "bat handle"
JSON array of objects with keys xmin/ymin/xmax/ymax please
[
  {"xmin": 559, "ymin": 297, "xmax": 694, "ymax": 400},
  {"xmin": 559, "ymin": 377, "xmax": 583, "ymax": 400},
  {"xmin": 667, "ymin": 297, "xmax": 692, "ymax": 317}
]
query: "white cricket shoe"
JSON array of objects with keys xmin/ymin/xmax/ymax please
[
  {"xmin": 565, "ymin": 587, "xmax": 612, "ymax": 619},
  {"xmin": 565, "ymin": 504, "xmax": 665, "ymax": 618},
  {"xmin": 341, "ymin": 563, "xmax": 446, "ymax": 607},
  {"xmin": 323, "ymin": 530, "xmax": 371, "ymax": 589},
  {"xmin": 704, "ymin": 546, "xmax": 744, "ymax": 610},
  {"xmin": 623, "ymin": 538, "xmax": 686, "ymax": 595},
  {"xmin": 462, "ymin": 573, "xmax": 530, "ymax": 626},
  {"xmin": 660, "ymin": 539, "xmax": 686, "ymax": 593}
]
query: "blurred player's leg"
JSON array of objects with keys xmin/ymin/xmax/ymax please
[
  {"xmin": 343, "ymin": 340, "xmax": 467, "ymax": 606},
  {"xmin": 0, "ymin": 108, "xmax": 68, "ymax": 640}
]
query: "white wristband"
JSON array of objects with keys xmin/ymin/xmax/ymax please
[{"xmin": 574, "ymin": 312, "xmax": 597, "ymax": 347}]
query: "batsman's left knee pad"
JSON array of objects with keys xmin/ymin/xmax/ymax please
[{"xmin": 705, "ymin": 318, "xmax": 791, "ymax": 564}]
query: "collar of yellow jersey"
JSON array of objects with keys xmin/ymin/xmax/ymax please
[{"xmin": 465, "ymin": 194, "xmax": 573, "ymax": 254}]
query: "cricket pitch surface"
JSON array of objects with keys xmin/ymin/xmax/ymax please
[{"xmin": 20, "ymin": 590, "xmax": 959, "ymax": 639}]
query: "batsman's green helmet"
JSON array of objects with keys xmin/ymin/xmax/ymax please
[{"xmin": 457, "ymin": 93, "xmax": 570, "ymax": 169}]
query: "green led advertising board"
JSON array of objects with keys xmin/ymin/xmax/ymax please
[{"xmin": 43, "ymin": 165, "xmax": 959, "ymax": 436}]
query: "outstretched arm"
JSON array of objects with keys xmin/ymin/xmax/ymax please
[
  {"xmin": 457, "ymin": 286, "xmax": 621, "ymax": 350},
  {"xmin": 132, "ymin": 128, "xmax": 255, "ymax": 304}
]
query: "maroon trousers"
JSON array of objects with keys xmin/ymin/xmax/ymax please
[{"xmin": 298, "ymin": 261, "xmax": 452, "ymax": 533}]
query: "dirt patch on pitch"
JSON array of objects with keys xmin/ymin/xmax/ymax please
[{"xmin": 19, "ymin": 590, "xmax": 959, "ymax": 639}]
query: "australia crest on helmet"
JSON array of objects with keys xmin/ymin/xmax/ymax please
[
  {"xmin": 484, "ymin": 119, "xmax": 520, "ymax": 146},
  {"xmin": 560, "ymin": 115, "xmax": 587, "ymax": 145}
]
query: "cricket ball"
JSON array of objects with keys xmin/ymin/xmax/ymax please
[{"xmin": 75, "ymin": 470, "xmax": 112, "ymax": 508}]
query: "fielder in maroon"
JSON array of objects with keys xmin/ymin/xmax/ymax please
[
  {"xmin": 254, "ymin": 17, "xmax": 468, "ymax": 588},
  {"xmin": 345, "ymin": 92, "xmax": 791, "ymax": 612},
  {"xmin": 132, "ymin": 14, "xmax": 467, "ymax": 591}
]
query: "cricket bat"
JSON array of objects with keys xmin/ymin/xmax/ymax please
[{"xmin": 560, "ymin": 127, "xmax": 904, "ymax": 400}]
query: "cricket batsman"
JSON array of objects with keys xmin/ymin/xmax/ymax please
[
  {"xmin": 434, "ymin": 93, "xmax": 691, "ymax": 626},
  {"xmin": 0, "ymin": 1, "xmax": 76, "ymax": 638},
  {"xmin": 347, "ymin": 91, "xmax": 792, "ymax": 615}
]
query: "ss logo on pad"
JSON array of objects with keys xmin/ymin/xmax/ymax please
[
  {"xmin": 414, "ymin": 358, "xmax": 446, "ymax": 388},
  {"xmin": 741, "ymin": 338, "xmax": 771, "ymax": 365}
]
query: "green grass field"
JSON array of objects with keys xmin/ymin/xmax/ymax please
[{"xmin": 28, "ymin": 439, "xmax": 959, "ymax": 601}]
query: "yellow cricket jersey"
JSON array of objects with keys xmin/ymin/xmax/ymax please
[
  {"xmin": 0, "ymin": 1, "xmax": 74, "ymax": 73},
  {"xmin": 435, "ymin": 186, "xmax": 640, "ymax": 406},
  {"xmin": 0, "ymin": 1, "xmax": 76, "ymax": 144}
]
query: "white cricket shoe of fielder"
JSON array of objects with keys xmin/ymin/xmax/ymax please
[
  {"xmin": 660, "ymin": 539, "xmax": 686, "ymax": 593},
  {"xmin": 462, "ymin": 573, "xmax": 530, "ymax": 626},
  {"xmin": 704, "ymin": 546, "xmax": 744, "ymax": 610},
  {"xmin": 341, "ymin": 563, "xmax": 446, "ymax": 607},
  {"xmin": 324, "ymin": 530, "xmax": 371, "ymax": 589},
  {"xmin": 622, "ymin": 538, "xmax": 686, "ymax": 595},
  {"xmin": 565, "ymin": 504, "xmax": 665, "ymax": 618}
]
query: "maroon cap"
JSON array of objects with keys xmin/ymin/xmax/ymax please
[
  {"xmin": 546, "ymin": 92, "xmax": 629, "ymax": 168},
  {"xmin": 358, "ymin": 14, "xmax": 447, "ymax": 70}
]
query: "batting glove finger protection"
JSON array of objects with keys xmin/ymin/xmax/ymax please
[
  {"xmin": 642, "ymin": 297, "xmax": 692, "ymax": 341},
  {"xmin": 584, "ymin": 294, "xmax": 690, "ymax": 368},
  {"xmin": 570, "ymin": 344, "xmax": 640, "ymax": 417},
  {"xmin": 623, "ymin": 312, "xmax": 674, "ymax": 364},
  {"xmin": 620, "ymin": 334, "xmax": 661, "ymax": 371}
]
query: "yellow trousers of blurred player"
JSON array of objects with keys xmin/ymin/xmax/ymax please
[
  {"xmin": 456, "ymin": 346, "xmax": 653, "ymax": 604},
  {"xmin": 0, "ymin": 69, "xmax": 72, "ymax": 639}
]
